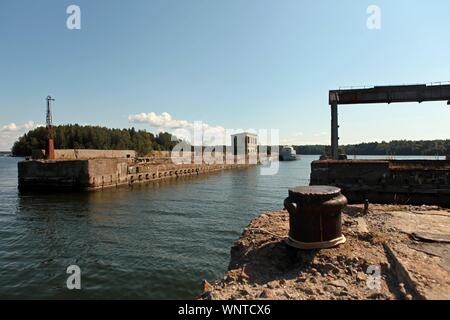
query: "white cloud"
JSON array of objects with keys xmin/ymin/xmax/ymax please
[
  {"xmin": 23, "ymin": 121, "xmax": 36, "ymax": 130},
  {"xmin": 0, "ymin": 121, "xmax": 41, "ymax": 151},
  {"xmin": 128, "ymin": 112, "xmax": 226, "ymax": 145},
  {"xmin": 128, "ymin": 112, "xmax": 192, "ymax": 129},
  {"xmin": 1, "ymin": 123, "xmax": 18, "ymax": 131}
]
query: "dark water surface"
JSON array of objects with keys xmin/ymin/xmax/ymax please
[{"xmin": 0, "ymin": 156, "xmax": 315, "ymax": 299}]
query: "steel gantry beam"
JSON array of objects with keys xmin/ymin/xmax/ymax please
[{"xmin": 328, "ymin": 83, "xmax": 450, "ymax": 159}]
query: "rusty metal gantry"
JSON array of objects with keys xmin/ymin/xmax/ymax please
[{"xmin": 328, "ymin": 83, "xmax": 450, "ymax": 159}]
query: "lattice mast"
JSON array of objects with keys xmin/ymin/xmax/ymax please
[{"xmin": 45, "ymin": 96, "xmax": 55, "ymax": 159}]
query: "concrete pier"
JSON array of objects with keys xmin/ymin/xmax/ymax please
[
  {"xmin": 310, "ymin": 159, "xmax": 450, "ymax": 207},
  {"xmin": 18, "ymin": 151, "xmax": 258, "ymax": 192}
]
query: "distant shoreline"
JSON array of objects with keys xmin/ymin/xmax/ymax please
[{"xmin": 6, "ymin": 152, "xmax": 448, "ymax": 158}]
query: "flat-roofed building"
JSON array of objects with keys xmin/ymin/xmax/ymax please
[{"xmin": 231, "ymin": 132, "xmax": 258, "ymax": 156}]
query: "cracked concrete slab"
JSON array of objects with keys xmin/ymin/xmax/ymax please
[{"xmin": 201, "ymin": 204, "xmax": 450, "ymax": 300}]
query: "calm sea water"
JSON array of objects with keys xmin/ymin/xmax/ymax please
[
  {"xmin": 0, "ymin": 155, "xmax": 314, "ymax": 299},
  {"xmin": 0, "ymin": 154, "xmax": 442, "ymax": 299}
]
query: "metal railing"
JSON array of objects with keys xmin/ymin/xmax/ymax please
[{"xmin": 338, "ymin": 81, "xmax": 450, "ymax": 91}]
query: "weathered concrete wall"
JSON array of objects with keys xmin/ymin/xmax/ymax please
[
  {"xmin": 55, "ymin": 149, "xmax": 136, "ymax": 160},
  {"xmin": 18, "ymin": 160, "xmax": 90, "ymax": 191},
  {"xmin": 32, "ymin": 149, "xmax": 136, "ymax": 160},
  {"xmin": 20, "ymin": 158, "xmax": 130, "ymax": 191},
  {"xmin": 18, "ymin": 158, "xmax": 254, "ymax": 192},
  {"xmin": 124, "ymin": 162, "xmax": 250, "ymax": 189},
  {"xmin": 310, "ymin": 160, "xmax": 450, "ymax": 207},
  {"xmin": 138, "ymin": 152, "xmax": 262, "ymax": 166},
  {"xmin": 87, "ymin": 158, "xmax": 129, "ymax": 189}
]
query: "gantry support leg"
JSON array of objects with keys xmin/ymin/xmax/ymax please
[{"xmin": 331, "ymin": 102, "xmax": 339, "ymax": 160}]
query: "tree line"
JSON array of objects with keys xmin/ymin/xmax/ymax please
[
  {"xmin": 11, "ymin": 125, "xmax": 450, "ymax": 157},
  {"xmin": 11, "ymin": 124, "xmax": 180, "ymax": 156},
  {"xmin": 293, "ymin": 140, "xmax": 450, "ymax": 156}
]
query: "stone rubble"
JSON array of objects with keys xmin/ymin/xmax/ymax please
[{"xmin": 199, "ymin": 204, "xmax": 450, "ymax": 300}]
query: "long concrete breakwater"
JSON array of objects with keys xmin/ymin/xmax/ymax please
[{"xmin": 18, "ymin": 151, "xmax": 259, "ymax": 192}]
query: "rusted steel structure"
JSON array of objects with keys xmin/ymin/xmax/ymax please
[
  {"xmin": 329, "ymin": 83, "xmax": 450, "ymax": 159},
  {"xmin": 284, "ymin": 186, "xmax": 347, "ymax": 249}
]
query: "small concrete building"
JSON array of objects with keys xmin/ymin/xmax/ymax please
[{"xmin": 231, "ymin": 132, "xmax": 258, "ymax": 156}]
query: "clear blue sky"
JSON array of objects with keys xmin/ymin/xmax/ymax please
[{"xmin": 1, "ymin": 0, "xmax": 450, "ymax": 150}]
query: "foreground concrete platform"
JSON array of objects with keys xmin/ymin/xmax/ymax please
[{"xmin": 201, "ymin": 204, "xmax": 450, "ymax": 300}]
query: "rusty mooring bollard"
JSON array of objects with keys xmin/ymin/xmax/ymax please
[{"xmin": 284, "ymin": 186, "xmax": 347, "ymax": 249}]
